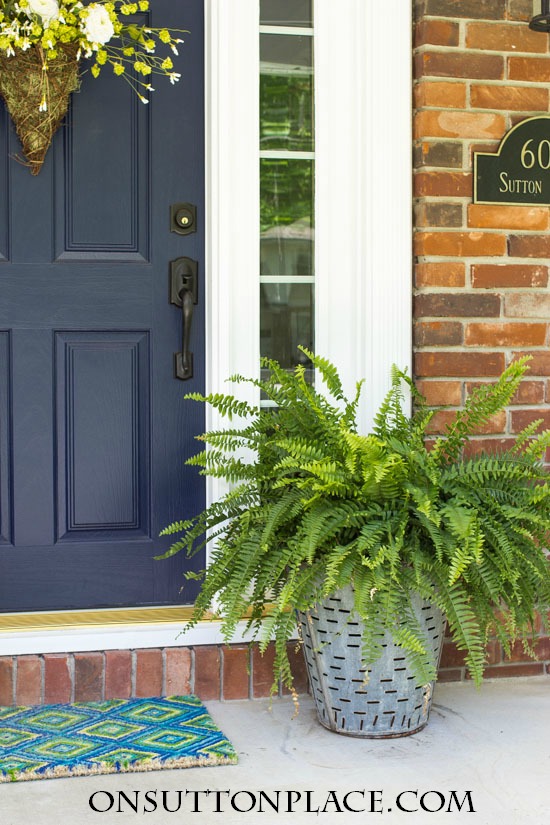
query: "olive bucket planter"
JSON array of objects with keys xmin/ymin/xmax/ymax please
[
  {"xmin": 159, "ymin": 352, "xmax": 550, "ymax": 738},
  {"xmin": 298, "ymin": 587, "xmax": 446, "ymax": 738}
]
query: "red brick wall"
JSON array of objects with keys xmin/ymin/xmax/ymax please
[
  {"xmin": 414, "ymin": 0, "xmax": 550, "ymax": 678},
  {"xmin": 0, "ymin": 629, "xmax": 547, "ymax": 707},
  {"xmin": 0, "ymin": 643, "xmax": 310, "ymax": 707}
]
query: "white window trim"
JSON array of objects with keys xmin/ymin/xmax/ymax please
[
  {"xmin": 315, "ymin": 0, "xmax": 412, "ymax": 429},
  {"xmin": 0, "ymin": 0, "xmax": 412, "ymax": 655}
]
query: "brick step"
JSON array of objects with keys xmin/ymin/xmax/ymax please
[{"xmin": 0, "ymin": 638, "xmax": 548, "ymax": 707}]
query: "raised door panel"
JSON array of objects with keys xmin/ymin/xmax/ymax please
[
  {"xmin": 54, "ymin": 69, "xmax": 149, "ymax": 262},
  {"xmin": 0, "ymin": 331, "xmax": 12, "ymax": 545},
  {"xmin": 0, "ymin": 108, "xmax": 8, "ymax": 261},
  {"xmin": 55, "ymin": 332, "xmax": 150, "ymax": 541}
]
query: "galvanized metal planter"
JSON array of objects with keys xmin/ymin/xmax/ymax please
[{"xmin": 298, "ymin": 587, "xmax": 445, "ymax": 738}]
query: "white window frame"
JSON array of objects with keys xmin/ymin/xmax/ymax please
[{"xmin": 0, "ymin": 0, "xmax": 411, "ymax": 654}]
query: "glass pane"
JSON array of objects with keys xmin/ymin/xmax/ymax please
[
  {"xmin": 260, "ymin": 0, "xmax": 313, "ymax": 27},
  {"xmin": 260, "ymin": 35, "xmax": 313, "ymax": 151},
  {"xmin": 261, "ymin": 283, "xmax": 314, "ymax": 372},
  {"xmin": 260, "ymin": 159, "xmax": 314, "ymax": 277}
]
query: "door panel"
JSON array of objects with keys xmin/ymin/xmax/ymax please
[
  {"xmin": 0, "ymin": 0, "xmax": 205, "ymax": 612},
  {"xmin": 0, "ymin": 330, "xmax": 11, "ymax": 546},
  {"xmin": 55, "ymin": 78, "xmax": 149, "ymax": 260},
  {"xmin": 55, "ymin": 331, "xmax": 150, "ymax": 540}
]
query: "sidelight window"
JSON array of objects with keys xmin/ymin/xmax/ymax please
[{"xmin": 259, "ymin": 0, "xmax": 315, "ymax": 382}]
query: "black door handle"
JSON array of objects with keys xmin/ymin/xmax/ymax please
[
  {"xmin": 170, "ymin": 257, "xmax": 198, "ymax": 381},
  {"xmin": 176, "ymin": 287, "xmax": 194, "ymax": 380}
]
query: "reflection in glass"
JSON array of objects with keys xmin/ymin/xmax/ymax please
[
  {"xmin": 261, "ymin": 283, "xmax": 314, "ymax": 372},
  {"xmin": 260, "ymin": 159, "xmax": 314, "ymax": 232},
  {"xmin": 260, "ymin": 159, "xmax": 314, "ymax": 278},
  {"xmin": 260, "ymin": 37, "xmax": 313, "ymax": 151},
  {"xmin": 260, "ymin": 0, "xmax": 313, "ymax": 27}
]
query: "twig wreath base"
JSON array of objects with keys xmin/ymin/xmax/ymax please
[{"xmin": 0, "ymin": 44, "xmax": 80, "ymax": 175}]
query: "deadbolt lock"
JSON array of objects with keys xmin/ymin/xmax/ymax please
[{"xmin": 170, "ymin": 203, "xmax": 197, "ymax": 235}]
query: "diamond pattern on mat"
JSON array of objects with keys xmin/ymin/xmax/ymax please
[{"xmin": 0, "ymin": 696, "xmax": 238, "ymax": 782}]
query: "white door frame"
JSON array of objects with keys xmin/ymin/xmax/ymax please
[{"xmin": 0, "ymin": 0, "xmax": 412, "ymax": 654}]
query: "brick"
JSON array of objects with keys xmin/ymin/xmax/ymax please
[
  {"xmin": 508, "ymin": 56, "xmax": 550, "ymax": 82},
  {"xmin": 282, "ymin": 641, "xmax": 310, "ymax": 696},
  {"xmin": 507, "ymin": 637, "xmax": 550, "ymax": 662},
  {"xmin": 509, "ymin": 235, "xmax": 550, "ymax": 257},
  {"xmin": 465, "ymin": 380, "xmax": 545, "ymax": 405},
  {"xmin": 511, "ymin": 351, "xmax": 550, "ymax": 375},
  {"xmin": 415, "ymin": 351, "xmax": 506, "ymax": 377},
  {"xmin": 415, "ymin": 19, "xmax": 459, "ymax": 47},
  {"xmin": 505, "ymin": 292, "xmax": 550, "ymax": 317},
  {"xmin": 415, "ymin": 231, "xmax": 507, "ymax": 257},
  {"xmin": 415, "ymin": 293, "xmax": 501, "ymax": 318},
  {"xmin": 416, "ymin": 51, "xmax": 504, "ymax": 81},
  {"xmin": 440, "ymin": 642, "xmax": 466, "ymax": 668},
  {"xmin": 472, "ymin": 264, "xmax": 548, "ymax": 288},
  {"xmin": 415, "ymin": 262, "xmax": 465, "ymax": 287},
  {"xmin": 104, "ymin": 650, "xmax": 132, "ymax": 700},
  {"xmin": 414, "ymin": 321, "xmax": 463, "ymax": 346},
  {"xmin": 0, "ymin": 657, "xmax": 14, "ymax": 705},
  {"xmin": 74, "ymin": 653, "xmax": 103, "ymax": 703},
  {"xmin": 414, "ymin": 80, "xmax": 466, "ymax": 109},
  {"xmin": 415, "ymin": 141, "xmax": 463, "ymax": 169},
  {"xmin": 474, "ymin": 663, "xmax": 545, "ymax": 678},
  {"xmin": 419, "ymin": 0, "xmax": 506, "ymax": 19},
  {"xmin": 415, "ymin": 202, "xmax": 463, "ymax": 228},
  {"xmin": 414, "ymin": 171, "xmax": 472, "ymax": 197},
  {"xmin": 470, "ymin": 84, "xmax": 548, "ymax": 112},
  {"xmin": 513, "ymin": 380, "xmax": 546, "ymax": 404},
  {"xmin": 415, "ymin": 110, "xmax": 506, "ymax": 140},
  {"xmin": 252, "ymin": 643, "xmax": 277, "ymax": 698},
  {"xmin": 466, "ymin": 22, "xmax": 547, "ymax": 53},
  {"xmin": 436, "ymin": 668, "xmax": 463, "ymax": 682},
  {"xmin": 415, "ymin": 380, "xmax": 462, "ymax": 406},
  {"xmin": 507, "ymin": 0, "xmax": 536, "ymax": 22},
  {"xmin": 194, "ymin": 646, "xmax": 221, "ymax": 701},
  {"xmin": 465, "ymin": 322, "xmax": 547, "ymax": 347},
  {"xmin": 426, "ymin": 410, "xmax": 506, "ymax": 435},
  {"xmin": 469, "ymin": 204, "xmax": 549, "ymax": 231},
  {"xmin": 44, "ymin": 655, "xmax": 72, "ymax": 704},
  {"xmin": 135, "ymin": 649, "xmax": 162, "ymax": 698},
  {"xmin": 222, "ymin": 646, "xmax": 250, "ymax": 700},
  {"xmin": 440, "ymin": 640, "xmax": 500, "ymax": 668},
  {"xmin": 165, "ymin": 648, "xmax": 192, "ymax": 696},
  {"xmin": 462, "ymin": 438, "xmax": 517, "ymax": 457},
  {"xmin": 16, "ymin": 656, "xmax": 41, "ymax": 706},
  {"xmin": 511, "ymin": 409, "xmax": 550, "ymax": 433}
]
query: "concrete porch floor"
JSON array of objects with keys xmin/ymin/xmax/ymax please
[{"xmin": 1, "ymin": 677, "xmax": 549, "ymax": 824}]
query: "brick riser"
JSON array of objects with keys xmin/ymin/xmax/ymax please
[{"xmin": 0, "ymin": 637, "xmax": 548, "ymax": 707}]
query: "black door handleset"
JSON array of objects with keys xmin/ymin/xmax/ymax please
[{"xmin": 170, "ymin": 257, "xmax": 198, "ymax": 380}]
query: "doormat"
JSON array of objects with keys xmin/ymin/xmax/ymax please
[{"xmin": 0, "ymin": 695, "xmax": 238, "ymax": 782}]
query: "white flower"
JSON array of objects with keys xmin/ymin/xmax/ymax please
[
  {"xmin": 26, "ymin": 0, "xmax": 60, "ymax": 25},
  {"xmin": 81, "ymin": 3, "xmax": 114, "ymax": 45}
]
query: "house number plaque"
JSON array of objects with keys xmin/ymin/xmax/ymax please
[{"xmin": 474, "ymin": 116, "xmax": 550, "ymax": 206}]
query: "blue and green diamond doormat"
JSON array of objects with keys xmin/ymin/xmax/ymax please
[{"xmin": 0, "ymin": 695, "xmax": 238, "ymax": 781}]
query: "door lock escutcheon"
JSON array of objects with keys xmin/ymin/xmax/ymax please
[
  {"xmin": 170, "ymin": 202, "xmax": 197, "ymax": 235},
  {"xmin": 170, "ymin": 257, "xmax": 198, "ymax": 380}
]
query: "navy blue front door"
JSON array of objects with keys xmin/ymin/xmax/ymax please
[{"xmin": 0, "ymin": 1, "xmax": 205, "ymax": 611}]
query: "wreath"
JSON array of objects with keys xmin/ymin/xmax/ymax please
[{"xmin": 0, "ymin": 0, "xmax": 184, "ymax": 173}]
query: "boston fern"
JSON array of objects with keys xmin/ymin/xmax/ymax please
[{"xmin": 159, "ymin": 349, "xmax": 550, "ymax": 694}]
